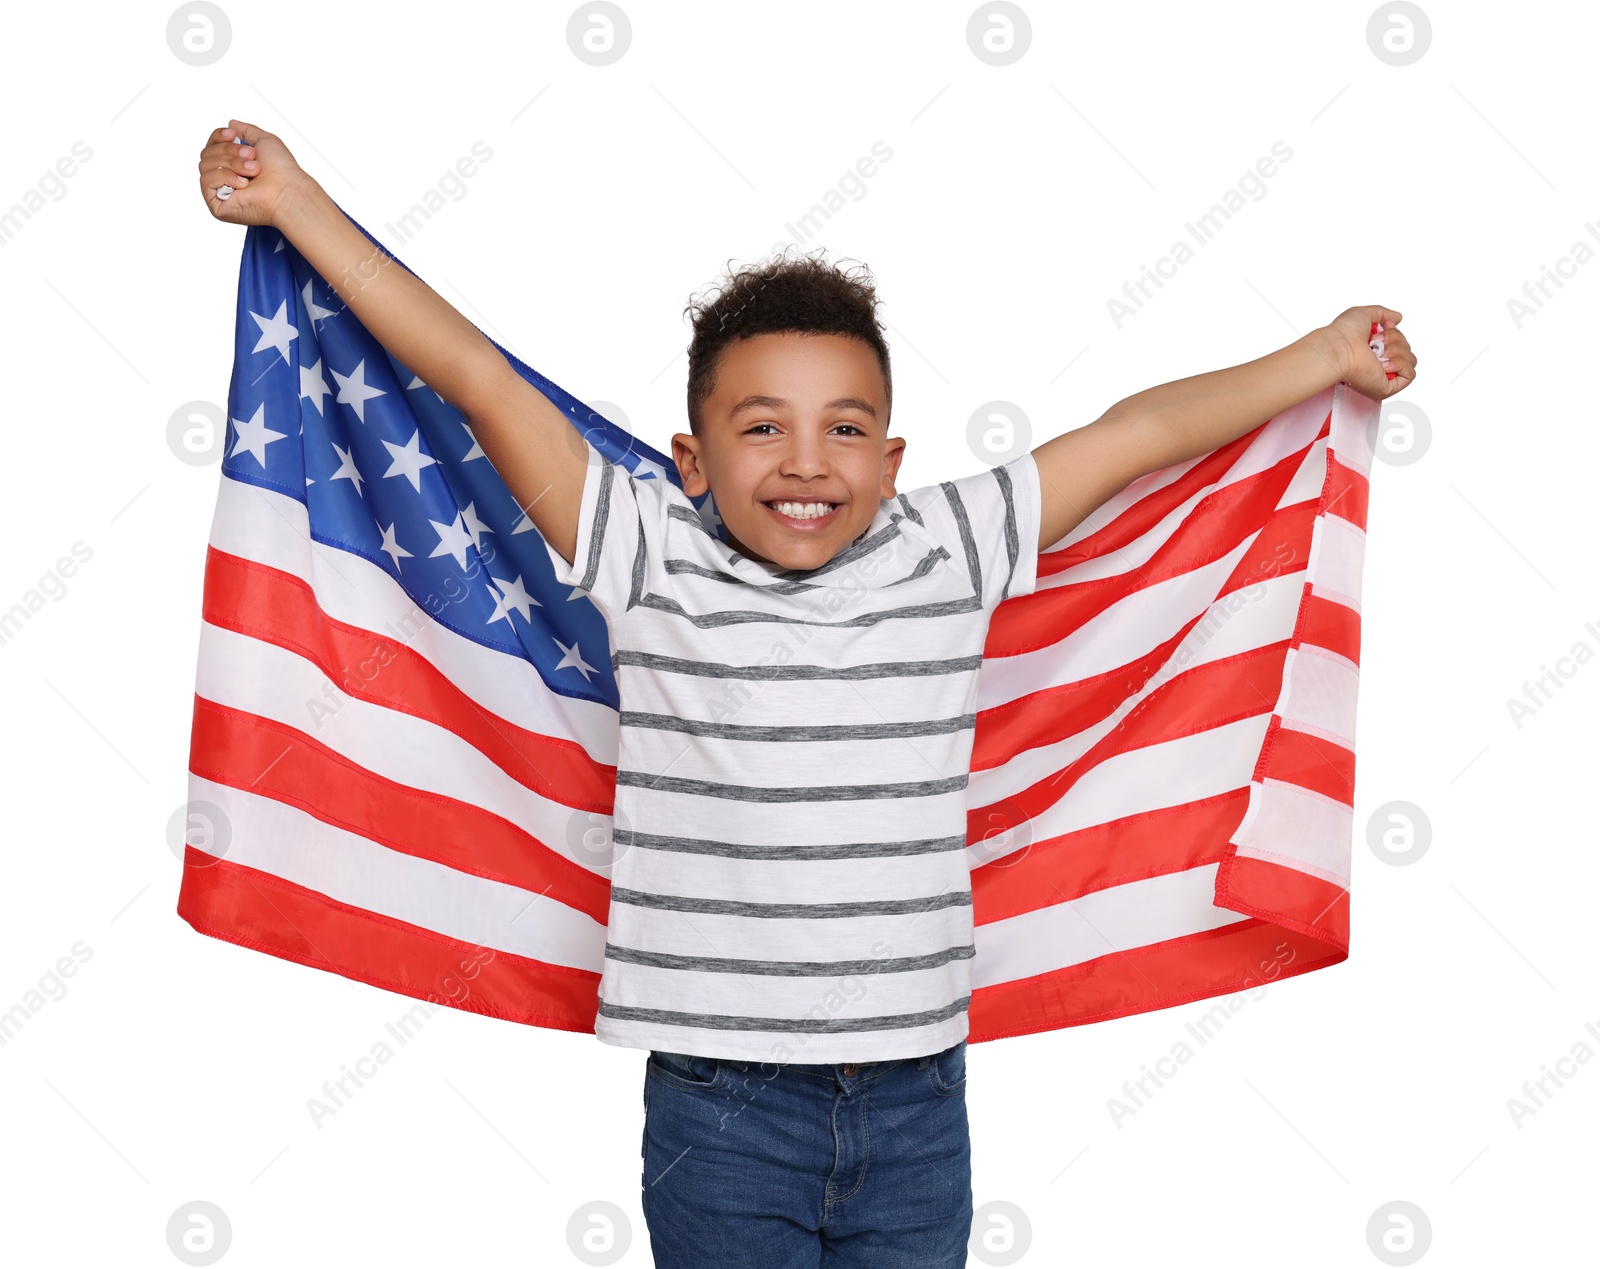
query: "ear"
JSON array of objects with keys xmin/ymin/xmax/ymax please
[
  {"xmin": 880, "ymin": 435, "xmax": 907, "ymax": 499},
  {"xmin": 672, "ymin": 432, "xmax": 709, "ymax": 497}
]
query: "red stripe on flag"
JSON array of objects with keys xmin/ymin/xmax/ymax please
[
  {"xmin": 189, "ymin": 696, "xmax": 613, "ymax": 924},
  {"xmin": 972, "ymin": 791, "xmax": 1248, "ymax": 924},
  {"xmin": 1324, "ymin": 454, "xmax": 1370, "ymax": 531},
  {"xmin": 972, "ymin": 628, "xmax": 1188, "ymax": 774},
  {"xmin": 1217, "ymin": 851, "xmax": 1350, "ymax": 949},
  {"xmin": 970, "ymin": 641, "xmax": 1289, "ymax": 823},
  {"xmin": 203, "ymin": 546, "xmax": 614, "ymax": 812},
  {"xmin": 977, "ymin": 481, "xmax": 1322, "ymax": 768},
  {"xmin": 1219, "ymin": 503, "xmax": 1316, "ymax": 597},
  {"xmin": 968, "ymin": 915, "xmax": 1346, "ymax": 1042},
  {"xmin": 176, "ymin": 847, "xmax": 601, "ymax": 1031},
  {"xmin": 996, "ymin": 487, "xmax": 1319, "ymax": 661},
  {"xmin": 1297, "ymin": 592, "xmax": 1361, "ymax": 666},
  {"xmin": 1036, "ymin": 409, "xmax": 1324, "ymax": 572},
  {"xmin": 1255, "ymin": 720, "xmax": 1356, "ymax": 807}
]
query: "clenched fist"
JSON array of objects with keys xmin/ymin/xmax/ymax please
[
  {"xmin": 1322, "ymin": 305, "xmax": 1417, "ymax": 400},
  {"xmin": 197, "ymin": 118, "xmax": 310, "ymax": 228}
]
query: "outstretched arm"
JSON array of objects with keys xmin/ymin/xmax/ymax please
[
  {"xmin": 197, "ymin": 119, "xmax": 590, "ymax": 566},
  {"xmin": 1030, "ymin": 307, "xmax": 1416, "ymax": 551}
]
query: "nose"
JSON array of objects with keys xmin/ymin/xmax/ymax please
[{"xmin": 778, "ymin": 432, "xmax": 828, "ymax": 479}]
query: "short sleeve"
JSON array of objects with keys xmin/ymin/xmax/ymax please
[
  {"xmin": 933, "ymin": 451, "xmax": 1042, "ymax": 609},
  {"xmin": 556, "ymin": 446, "xmax": 665, "ymax": 617}
]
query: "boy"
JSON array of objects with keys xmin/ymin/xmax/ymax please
[{"xmin": 198, "ymin": 119, "xmax": 1414, "ymax": 1267}]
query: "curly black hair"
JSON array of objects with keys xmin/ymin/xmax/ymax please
[{"xmin": 683, "ymin": 247, "xmax": 893, "ymax": 436}]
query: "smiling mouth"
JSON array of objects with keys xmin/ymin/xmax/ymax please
[{"xmin": 763, "ymin": 500, "xmax": 841, "ymax": 524}]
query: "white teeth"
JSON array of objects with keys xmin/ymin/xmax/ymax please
[{"xmin": 769, "ymin": 501, "xmax": 836, "ymax": 520}]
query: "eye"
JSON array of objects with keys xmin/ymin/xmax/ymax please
[{"xmin": 743, "ymin": 422, "xmax": 867, "ymax": 436}]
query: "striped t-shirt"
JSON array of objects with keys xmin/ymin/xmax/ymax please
[{"xmin": 557, "ymin": 443, "xmax": 1042, "ymax": 1064}]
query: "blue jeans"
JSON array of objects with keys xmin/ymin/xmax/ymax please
[{"xmin": 640, "ymin": 1039, "xmax": 972, "ymax": 1267}]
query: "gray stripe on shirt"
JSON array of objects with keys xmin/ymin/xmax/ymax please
[
  {"xmin": 940, "ymin": 477, "xmax": 984, "ymax": 599},
  {"xmin": 636, "ymin": 591, "xmax": 982, "ymax": 629},
  {"xmin": 612, "ymin": 828, "xmax": 971, "ymax": 860},
  {"xmin": 576, "ymin": 459, "xmax": 615, "ymax": 595},
  {"xmin": 994, "ymin": 461, "xmax": 1021, "ymax": 602},
  {"xmin": 613, "ymin": 650, "xmax": 983, "ymax": 679},
  {"xmin": 603, "ymin": 942, "xmax": 976, "ymax": 976},
  {"xmin": 596, "ymin": 994, "xmax": 972, "ymax": 1034},
  {"xmin": 667, "ymin": 543, "xmax": 951, "ymax": 592},
  {"xmin": 607, "ymin": 886, "xmax": 971, "ymax": 918},
  {"xmin": 615, "ymin": 771, "xmax": 969, "ymax": 801},
  {"xmin": 618, "ymin": 712, "xmax": 977, "ymax": 742}
]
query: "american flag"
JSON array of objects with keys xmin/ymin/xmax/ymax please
[{"xmin": 178, "ymin": 216, "xmax": 1375, "ymax": 1042}]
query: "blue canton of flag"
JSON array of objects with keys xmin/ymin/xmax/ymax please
[{"xmin": 223, "ymin": 215, "xmax": 703, "ymax": 709}]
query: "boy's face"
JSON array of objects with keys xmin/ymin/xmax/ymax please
[{"xmin": 672, "ymin": 332, "xmax": 905, "ymax": 573}]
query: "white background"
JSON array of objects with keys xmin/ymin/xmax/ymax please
[{"xmin": 1, "ymin": 1, "xmax": 1595, "ymax": 1265}]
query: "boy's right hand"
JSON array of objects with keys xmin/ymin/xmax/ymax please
[{"xmin": 197, "ymin": 118, "xmax": 309, "ymax": 228}]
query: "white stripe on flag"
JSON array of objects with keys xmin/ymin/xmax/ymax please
[
  {"xmin": 971, "ymin": 862, "xmax": 1248, "ymax": 989},
  {"xmin": 195, "ymin": 621, "xmax": 607, "ymax": 874},
  {"xmin": 1329, "ymin": 381, "xmax": 1380, "ymax": 476},
  {"xmin": 187, "ymin": 775, "xmax": 606, "ymax": 970},
  {"xmin": 1276, "ymin": 643, "xmax": 1360, "ymax": 750},
  {"xmin": 1229, "ymin": 777, "xmax": 1355, "ymax": 887},
  {"xmin": 1308, "ymin": 512, "xmax": 1367, "ymax": 610},
  {"xmin": 978, "ymin": 534, "xmax": 1296, "ymax": 715},
  {"xmin": 973, "ymin": 715, "xmax": 1272, "ymax": 857},
  {"xmin": 208, "ymin": 476, "xmax": 619, "ymax": 761}
]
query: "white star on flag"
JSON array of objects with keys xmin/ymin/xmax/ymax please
[
  {"xmin": 332, "ymin": 359, "xmax": 388, "ymax": 424},
  {"xmin": 486, "ymin": 574, "xmax": 540, "ymax": 625},
  {"xmin": 329, "ymin": 442, "xmax": 364, "ymax": 496},
  {"xmin": 428, "ymin": 512, "xmax": 476, "ymax": 570},
  {"xmin": 553, "ymin": 636, "xmax": 598, "ymax": 681},
  {"xmin": 301, "ymin": 357, "xmax": 333, "ymax": 417},
  {"xmin": 249, "ymin": 299, "xmax": 298, "ymax": 362},
  {"xmin": 229, "ymin": 402, "xmax": 287, "ymax": 468},
  {"xmin": 300, "ymin": 277, "xmax": 340, "ymax": 324},
  {"xmin": 381, "ymin": 430, "xmax": 439, "ymax": 492},
  {"xmin": 462, "ymin": 501, "xmax": 493, "ymax": 547},
  {"xmin": 378, "ymin": 522, "xmax": 412, "ymax": 570}
]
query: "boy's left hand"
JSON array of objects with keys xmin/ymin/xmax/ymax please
[{"xmin": 1321, "ymin": 305, "xmax": 1416, "ymax": 399}]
